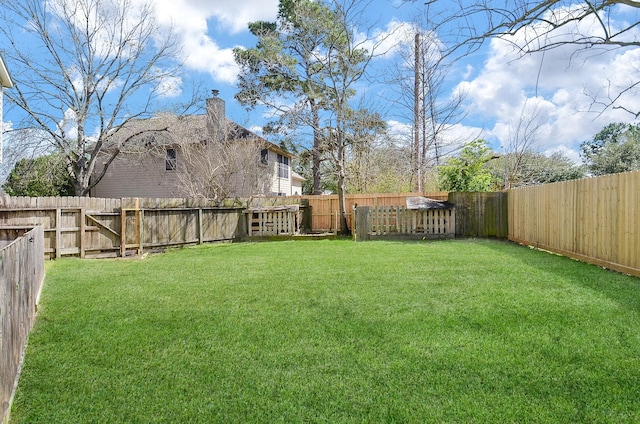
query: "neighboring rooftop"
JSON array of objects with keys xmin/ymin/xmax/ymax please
[{"xmin": 0, "ymin": 53, "xmax": 13, "ymax": 89}]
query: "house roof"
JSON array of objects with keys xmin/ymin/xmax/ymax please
[
  {"xmin": 111, "ymin": 110, "xmax": 293, "ymax": 158},
  {"xmin": 406, "ymin": 196, "xmax": 454, "ymax": 210},
  {"xmin": 225, "ymin": 119, "xmax": 292, "ymax": 157},
  {"xmin": 0, "ymin": 54, "xmax": 13, "ymax": 89},
  {"xmin": 291, "ymin": 171, "xmax": 306, "ymax": 181}
]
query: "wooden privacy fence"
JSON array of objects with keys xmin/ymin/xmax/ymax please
[
  {"xmin": 0, "ymin": 194, "xmax": 448, "ymax": 258},
  {"xmin": 449, "ymin": 192, "xmax": 509, "ymax": 238},
  {"xmin": 509, "ymin": 171, "xmax": 640, "ymax": 278},
  {"xmin": 0, "ymin": 226, "xmax": 45, "ymax": 423},
  {"xmin": 295, "ymin": 192, "xmax": 449, "ymax": 233},
  {"xmin": 353, "ymin": 206, "xmax": 455, "ymax": 241},
  {"xmin": 120, "ymin": 205, "xmax": 247, "ymax": 257},
  {"xmin": 0, "ymin": 197, "xmax": 255, "ymax": 259},
  {"xmin": 246, "ymin": 205, "xmax": 301, "ymax": 236}
]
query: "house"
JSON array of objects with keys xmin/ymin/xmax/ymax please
[
  {"xmin": 0, "ymin": 53, "xmax": 13, "ymax": 164},
  {"xmin": 91, "ymin": 92, "xmax": 304, "ymax": 199}
]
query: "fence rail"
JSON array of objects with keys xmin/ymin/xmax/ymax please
[
  {"xmin": 509, "ymin": 171, "xmax": 640, "ymax": 278},
  {"xmin": 0, "ymin": 226, "xmax": 45, "ymax": 423}
]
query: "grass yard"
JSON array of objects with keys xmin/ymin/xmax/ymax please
[{"xmin": 10, "ymin": 239, "xmax": 640, "ymax": 423}]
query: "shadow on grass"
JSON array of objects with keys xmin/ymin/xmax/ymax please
[{"xmin": 478, "ymin": 238, "xmax": 640, "ymax": 315}]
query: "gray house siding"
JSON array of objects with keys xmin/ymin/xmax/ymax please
[{"xmin": 92, "ymin": 152, "xmax": 184, "ymax": 198}]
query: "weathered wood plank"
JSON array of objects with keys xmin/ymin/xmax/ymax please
[{"xmin": 0, "ymin": 226, "xmax": 45, "ymax": 423}]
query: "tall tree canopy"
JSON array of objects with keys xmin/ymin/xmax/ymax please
[
  {"xmin": 437, "ymin": 139, "xmax": 497, "ymax": 192},
  {"xmin": 235, "ymin": 0, "xmax": 387, "ymax": 233},
  {"xmin": 0, "ymin": 0, "xmax": 189, "ymax": 196},
  {"xmin": 3, "ymin": 154, "xmax": 74, "ymax": 196},
  {"xmin": 486, "ymin": 151, "xmax": 585, "ymax": 188},
  {"xmin": 234, "ymin": 0, "xmax": 336, "ymax": 195},
  {"xmin": 581, "ymin": 122, "xmax": 640, "ymax": 176}
]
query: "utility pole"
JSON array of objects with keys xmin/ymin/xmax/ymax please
[{"xmin": 414, "ymin": 32, "xmax": 422, "ymax": 192}]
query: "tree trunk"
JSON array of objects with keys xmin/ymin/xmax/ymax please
[
  {"xmin": 311, "ymin": 104, "xmax": 322, "ymax": 195},
  {"xmin": 413, "ymin": 32, "xmax": 421, "ymax": 192},
  {"xmin": 336, "ymin": 133, "xmax": 350, "ymax": 235}
]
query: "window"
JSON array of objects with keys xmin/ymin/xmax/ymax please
[
  {"xmin": 260, "ymin": 149, "xmax": 268, "ymax": 165},
  {"xmin": 277, "ymin": 154, "xmax": 289, "ymax": 179},
  {"xmin": 166, "ymin": 148, "xmax": 177, "ymax": 170}
]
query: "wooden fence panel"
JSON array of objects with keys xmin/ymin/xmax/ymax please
[
  {"xmin": 355, "ymin": 206, "xmax": 455, "ymax": 240},
  {"xmin": 295, "ymin": 192, "xmax": 449, "ymax": 233},
  {"xmin": 201, "ymin": 208, "xmax": 243, "ymax": 242},
  {"xmin": 448, "ymin": 192, "xmax": 508, "ymax": 238},
  {"xmin": 85, "ymin": 212, "xmax": 121, "ymax": 256},
  {"xmin": 508, "ymin": 171, "xmax": 640, "ymax": 277},
  {"xmin": 0, "ymin": 226, "xmax": 45, "ymax": 423}
]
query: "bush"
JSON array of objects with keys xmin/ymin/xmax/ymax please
[{"xmin": 3, "ymin": 154, "xmax": 75, "ymax": 196}]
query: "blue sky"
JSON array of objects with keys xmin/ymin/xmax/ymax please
[
  {"xmin": 3, "ymin": 0, "xmax": 640, "ymax": 169},
  {"xmin": 150, "ymin": 0, "xmax": 639, "ymax": 162}
]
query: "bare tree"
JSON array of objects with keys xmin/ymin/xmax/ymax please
[
  {"xmin": 388, "ymin": 26, "xmax": 470, "ymax": 191},
  {"xmin": 422, "ymin": 0, "xmax": 640, "ymax": 54},
  {"xmin": 418, "ymin": 0, "xmax": 640, "ymax": 116},
  {"xmin": 0, "ymin": 0, "xmax": 193, "ymax": 196},
  {"xmin": 499, "ymin": 99, "xmax": 550, "ymax": 189},
  {"xmin": 344, "ymin": 107, "xmax": 387, "ymax": 193},
  {"xmin": 108, "ymin": 102, "xmax": 274, "ymax": 202},
  {"xmin": 321, "ymin": 0, "xmax": 393, "ymax": 234},
  {"xmin": 172, "ymin": 140, "xmax": 273, "ymax": 201}
]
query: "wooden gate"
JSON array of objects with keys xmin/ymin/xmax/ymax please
[
  {"xmin": 353, "ymin": 206, "xmax": 455, "ymax": 241},
  {"xmin": 246, "ymin": 205, "xmax": 301, "ymax": 236},
  {"xmin": 0, "ymin": 207, "xmax": 123, "ymax": 259}
]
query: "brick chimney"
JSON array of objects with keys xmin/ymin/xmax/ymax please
[{"xmin": 206, "ymin": 89, "xmax": 226, "ymax": 143}]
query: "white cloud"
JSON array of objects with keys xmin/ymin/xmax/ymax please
[
  {"xmin": 248, "ymin": 125, "xmax": 263, "ymax": 134},
  {"xmin": 185, "ymin": 0, "xmax": 278, "ymax": 34},
  {"xmin": 154, "ymin": 74, "xmax": 183, "ymax": 98},
  {"xmin": 59, "ymin": 108, "xmax": 78, "ymax": 140},
  {"xmin": 386, "ymin": 120, "xmax": 411, "ymax": 138},
  {"xmin": 454, "ymin": 7, "xmax": 640, "ymax": 162},
  {"xmin": 151, "ymin": 0, "xmax": 279, "ymax": 84},
  {"xmin": 544, "ymin": 144, "xmax": 582, "ymax": 164},
  {"xmin": 361, "ymin": 20, "xmax": 414, "ymax": 58}
]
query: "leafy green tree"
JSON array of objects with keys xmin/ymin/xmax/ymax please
[
  {"xmin": 234, "ymin": 0, "xmax": 334, "ymax": 195},
  {"xmin": 3, "ymin": 154, "xmax": 75, "ymax": 196},
  {"xmin": 486, "ymin": 151, "xmax": 585, "ymax": 188},
  {"xmin": 580, "ymin": 123, "xmax": 640, "ymax": 176},
  {"xmin": 437, "ymin": 139, "xmax": 497, "ymax": 192}
]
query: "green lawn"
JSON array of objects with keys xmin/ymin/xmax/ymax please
[{"xmin": 11, "ymin": 239, "xmax": 640, "ymax": 423}]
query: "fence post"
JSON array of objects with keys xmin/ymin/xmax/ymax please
[
  {"xmin": 300, "ymin": 199, "xmax": 311, "ymax": 233},
  {"xmin": 138, "ymin": 207, "xmax": 144, "ymax": 256},
  {"xmin": 120, "ymin": 207, "xmax": 126, "ymax": 257},
  {"xmin": 198, "ymin": 208, "xmax": 203, "ymax": 244},
  {"xmin": 55, "ymin": 207, "xmax": 62, "ymax": 259},
  {"xmin": 80, "ymin": 208, "xmax": 86, "ymax": 259},
  {"xmin": 353, "ymin": 206, "xmax": 370, "ymax": 242}
]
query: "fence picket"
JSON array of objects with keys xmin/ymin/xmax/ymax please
[{"xmin": 354, "ymin": 205, "xmax": 455, "ymax": 240}]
